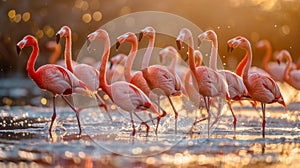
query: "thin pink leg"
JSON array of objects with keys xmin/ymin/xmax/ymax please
[{"xmin": 49, "ymin": 96, "xmax": 57, "ymax": 137}]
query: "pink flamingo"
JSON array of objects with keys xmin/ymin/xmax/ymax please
[
  {"xmin": 86, "ymin": 28, "xmax": 166, "ymax": 136},
  {"xmin": 116, "ymin": 32, "xmax": 152, "ymax": 97},
  {"xmin": 17, "ymin": 35, "xmax": 94, "ymax": 136},
  {"xmin": 106, "ymin": 53, "xmax": 127, "ymax": 84},
  {"xmin": 176, "ymin": 28, "xmax": 230, "ymax": 136},
  {"xmin": 276, "ymin": 50, "xmax": 300, "ymax": 90},
  {"xmin": 227, "ymin": 36, "xmax": 286, "ymax": 138},
  {"xmin": 198, "ymin": 30, "xmax": 249, "ymax": 131},
  {"xmin": 56, "ymin": 26, "xmax": 110, "ymax": 120},
  {"xmin": 256, "ymin": 39, "xmax": 293, "ymax": 82},
  {"xmin": 160, "ymin": 47, "xmax": 206, "ymax": 120}
]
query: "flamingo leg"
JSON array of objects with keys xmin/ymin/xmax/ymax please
[
  {"xmin": 133, "ymin": 112, "xmax": 149, "ymax": 136},
  {"xmin": 61, "ymin": 95, "xmax": 82, "ymax": 135},
  {"xmin": 49, "ymin": 96, "xmax": 57, "ymax": 137},
  {"xmin": 228, "ymin": 101, "xmax": 237, "ymax": 131},
  {"xmin": 204, "ymin": 96, "xmax": 211, "ymax": 137},
  {"xmin": 261, "ymin": 103, "xmax": 266, "ymax": 138},
  {"xmin": 129, "ymin": 112, "xmax": 136, "ymax": 136},
  {"xmin": 167, "ymin": 96, "xmax": 178, "ymax": 134}
]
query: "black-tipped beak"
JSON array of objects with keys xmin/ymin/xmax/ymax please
[
  {"xmin": 277, "ymin": 59, "xmax": 280, "ymax": 65},
  {"xmin": 230, "ymin": 47, "xmax": 234, "ymax": 53},
  {"xmin": 16, "ymin": 45, "xmax": 21, "ymax": 55},
  {"xmin": 176, "ymin": 40, "xmax": 181, "ymax": 50},
  {"xmin": 109, "ymin": 62, "xmax": 114, "ymax": 69},
  {"xmin": 138, "ymin": 32, "xmax": 143, "ymax": 42},
  {"xmin": 116, "ymin": 41, "xmax": 120, "ymax": 50},
  {"xmin": 197, "ymin": 38, "xmax": 201, "ymax": 47},
  {"xmin": 56, "ymin": 34, "xmax": 61, "ymax": 44},
  {"xmin": 86, "ymin": 40, "xmax": 91, "ymax": 48}
]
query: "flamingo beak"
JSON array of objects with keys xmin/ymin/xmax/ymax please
[
  {"xmin": 138, "ymin": 32, "xmax": 143, "ymax": 42},
  {"xmin": 56, "ymin": 34, "xmax": 61, "ymax": 44},
  {"xmin": 16, "ymin": 45, "xmax": 21, "ymax": 55},
  {"xmin": 116, "ymin": 41, "xmax": 120, "ymax": 50},
  {"xmin": 176, "ymin": 40, "xmax": 181, "ymax": 50},
  {"xmin": 109, "ymin": 61, "xmax": 114, "ymax": 69},
  {"xmin": 86, "ymin": 39, "xmax": 91, "ymax": 48},
  {"xmin": 197, "ymin": 38, "xmax": 201, "ymax": 47},
  {"xmin": 277, "ymin": 59, "xmax": 281, "ymax": 65}
]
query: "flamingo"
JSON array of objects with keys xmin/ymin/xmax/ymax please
[
  {"xmin": 227, "ymin": 36, "xmax": 286, "ymax": 138},
  {"xmin": 86, "ymin": 28, "xmax": 166, "ymax": 136},
  {"xmin": 176, "ymin": 28, "xmax": 230, "ymax": 137},
  {"xmin": 116, "ymin": 32, "xmax": 152, "ymax": 97},
  {"xmin": 55, "ymin": 26, "xmax": 110, "ymax": 120},
  {"xmin": 256, "ymin": 39, "xmax": 294, "ymax": 82},
  {"xmin": 160, "ymin": 47, "xmax": 206, "ymax": 122},
  {"xmin": 276, "ymin": 50, "xmax": 300, "ymax": 90},
  {"xmin": 198, "ymin": 30, "xmax": 249, "ymax": 131},
  {"xmin": 16, "ymin": 35, "xmax": 94, "ymax": 136}
]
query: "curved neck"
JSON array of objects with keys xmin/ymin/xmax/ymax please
[
  {"xmin": 209, "ymin": 38, "xmax": 218, "ymax": 71},
  {"xmin": 183, "ymin": 31, "xmax": 195, "ymax": 74},
  {"xmin": 27, "ymin": 41, "xmax": 39, "ymax": 81},
  {"xmin": 262, "ymin": 42, "xmax": 272, "ymax": 71},
  {"xmin": 242, "ymin": 45, "xmax": 253, "ymax": 85},
  {"xmin": 64, "ymin": 34, "xmax": 74, "ymax": 73},
  {"xmin": 124, "ymin": 39, "xmax": 138, "ymax": 82},
  {"xmin": 283, "ymin": 51, "xmax": 292, "ymax": 82},
  {"xmin": 141, "ymin": 34, "xmax": 155, "ymax": 69},
  {"xmin": 49, "ymin": 44, "xmax": 61, "ymax": 64},
  {"xmin": 99, "ymin": 33, "xmax": 111, "ymax": 93},
  {"xmin": 185, "ymin": 71, "xmax": 193, "ymax": 95},
  {"xmin": 235, "ymin": 54, "xmax": 248, "ymax": 76}
]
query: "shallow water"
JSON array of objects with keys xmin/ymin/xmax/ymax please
[{"xmin": 0, "ymin": 98, "xmax": 299, "ymax": 167}]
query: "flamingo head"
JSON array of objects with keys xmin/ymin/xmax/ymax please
[
  {"xmin": 16, "ymin": 35, "xmax": 37, "ymax": 55},
  {"xmin": 159, "ymin": 46, "xmax": 177, "ymax": 63},
  {"xmin": 176, "ymin": 28, "xmax": 192, "ymax": 51},
  {"xmin": 110, "ymin": 53, "xmax": 127, "ymax": 69},
  {"xmin": 56, "ymin": 26, "xmax": 71, "ymax": 44},
  {"xmin": 255, "ymin": 39, "xmax": 270, "ymax": 49},
  {"xmin": 86, "ymin": 29, "xmax": 109, "ymax": 49},
  {"xmin": 116, "ymin": 32, "xmax": 137, "ymax": 50},
  {"xmin": 275, "ymin": 49, "xmax": 291, "ymax": 65},
  {"xmin": 194, "ymin": 50, "xmax": 203, "ymax": 66},
  {"xmin": 197, "ymin": 30, "xmax": 217, "ymax": 47},
  {"xmin": 227, "ymin": 36, "xmax": 251, "ymax": 52},
  {"xmin": 138, "ymin": 26, "xmax": 155, "ymax": 41}
]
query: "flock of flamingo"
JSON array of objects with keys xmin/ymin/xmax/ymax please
[{"xmin": 17, "ymin": 25, "xmax": 299, "ymax": 139}]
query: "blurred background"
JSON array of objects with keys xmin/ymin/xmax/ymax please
[{"xmin": 0, "ymin": 0, "xmax": 300, "ymax": 105}]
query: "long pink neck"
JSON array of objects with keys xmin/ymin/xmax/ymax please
[
  {"xmin": 182, "ymin": 30, "xmax": 195, "ymax": 74},
  {"xmin": 99, "ymin": 32, "xmax": 111, "ymax": 94},
  {"xmin": 124, "ymin": 38, "xmax": 138, "ymax": 82},
  {"xmin": 49, "ymin": 44, "xmax": 61, "ymax": 64},
  {"xmin": 64, "ymin": 34, "xmax": 74, "ymax": 73},
  {"xmin": 235, "ymin": 54, "xmax": 248, "ymax": 76},
  {"xmin": 242, "ymin": 43, "xmax": 253, "ymax": 86},
  {"xmin": 262, "ymin": 41, "xmax": 272, "ymax": 71},
  {"xmin": 209, "ymin": 36, "xmax": 218, "ymax": 71},
  {"xmin": 282, "ymin": 50, "xmax": 292, "ymax": 82},
  {"xmin": 141, "ymin": 34, "xmax": 155, "ymax": 69},
  {"xmin": 27, "ymin": 40, "xmax": 39, "ymax": 81}
]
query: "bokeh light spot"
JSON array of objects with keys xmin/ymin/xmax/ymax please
[
  {"xmin": 82, "ymin": 13, "xmax": 92, "ymax": 23},
  {"xmin": 281, "ymin": 25, "xmax": 290, "ymax": 35},
  {"xmin": 36, "ymin": 29, "xmax": 44, "ymax": 39},
  {"xmin": 81, "ymin": 1, "xmax": 89, "ymax": 10},
  {"xmin": 120, "ymin": 6, "xmax": 131, "ymax": 15},
  {"xmin": 14, "ymin": 14, "xmax": 22, "ymax": 23},
  {"xmin": 93, "ymin": 11, "xmax": 102, "ymax": 21},
  {"xmin": 43, "ymin": 25, "xmax": 55, "ymax": 38},
  {"xmin": 41, "ymin": 98, "xmax": 47, "ymax": 105},
  {"xmin": 8, "ymin": 9, "xmax": 16, "ymax": 19},
  {"xmin": 250, "ymin": 32, "xmax": 260, "ymax": 42},
  {"xmin": 22, "ymin": 12, "xmax": 30, "ymax": 22}
]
